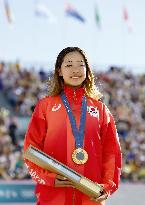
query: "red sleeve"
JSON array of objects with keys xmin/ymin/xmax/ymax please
[
  {"xmin": 100, "ymin": 104, "xmax": 122, "ymax": 196},
  {"xmin": 23, "ymin": 98, "xmax": 57, "ymax": 186}
]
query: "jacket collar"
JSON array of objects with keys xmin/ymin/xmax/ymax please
[{"xmin": 63, "ymin": 85, "xmax": 85, "ymax": 104}]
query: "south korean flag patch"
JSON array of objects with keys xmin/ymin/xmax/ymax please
[{"xmin": 87, "ymin": 106, "xmax": 99, "ymax": 118}]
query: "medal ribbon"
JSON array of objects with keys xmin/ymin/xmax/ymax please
[{"xmin": 60, "ymin": 92, "xmax": 87, "ymax": 148}]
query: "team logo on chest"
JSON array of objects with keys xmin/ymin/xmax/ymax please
[
  {"xmin": 52, "ymin": 103, "xmax": 61, "ymax": 112},
  {"xmin": 87, "ymin": 106, "xmax": 99, "ymax": 118}
]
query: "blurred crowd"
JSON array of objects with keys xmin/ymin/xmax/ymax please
[
  {"xmin": 0, "ymin": 61, "xmax": 145, "ymax": 182},
  {"xmin": 96, "ymin": 67, "xmax": 145, "ymax": 182},
  {"xmin": 0, "ymin": 61, "xmax": 49, "ymax": 116},
  {"xmin": 0, "ymin": 107, "xmax": 28, "ymax": 180}
]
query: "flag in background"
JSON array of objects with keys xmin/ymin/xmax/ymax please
[
  {"xmin": 123, "ymin": 6, "xmax": 133, "ymax": 32},
  {"xmin": 65, "ymin": 2, "xmax": 85, "ymax": 23},
  {"xmin": 95, "ymin": 4, "xmax": 101, "ymax": 29},
  {"xmin": 123, "ymin": 6, "xmax": 129, "ymax": 21},
  {"xmin": 35, "ymin": 3, "xmax": 57, "ymax": 24},
  {"xmin": 4, "ymin": 0, "xmax": 14, "ymax": 24}
]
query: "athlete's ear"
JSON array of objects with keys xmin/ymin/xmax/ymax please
[{"xmin": 58, "ymin": 68, "xmax": 62, "ymax": 76}]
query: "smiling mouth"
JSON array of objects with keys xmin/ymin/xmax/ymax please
[{"xmin": 71, "ymin": 76, "xmax": 81, "ymax": 79}]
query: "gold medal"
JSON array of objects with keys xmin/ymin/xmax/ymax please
[{"xmin": 72, "ymin": 148, "xmax": 88, "ymax": 164}]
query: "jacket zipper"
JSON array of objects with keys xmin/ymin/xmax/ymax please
[{"xmin": 72, "ymin": 89, "xmax": 76, "ymax": 111}]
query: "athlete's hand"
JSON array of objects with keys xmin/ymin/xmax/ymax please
[
  {"xmin": 55, "ymin": 174, "xmax": 74, "ymax": 188},
  {"xmin": 91, "ymin": 187, "xmax": 108, "ymax": 203}
]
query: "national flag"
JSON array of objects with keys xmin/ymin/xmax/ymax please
[
  {"xmin": 35, "ymin": 3, "xmax": 56, "ymax": 24},
  {"xmin": 65, "ymin": 3, "xmax": 85, "ymax": 23},
  {"xmin": 123, "ymin": 7, "xmax": 129, "ymax": 21},
  {"xmin": 123, "ymin": 6, "xmax": 133, "ymax": 32},
  {"xmin": 4, "ymin": 0, "xmax": 14, "ymax": 24},
  {"xmin": 95, "ymin": 4, "xmax": 101, "ymax": 29}
]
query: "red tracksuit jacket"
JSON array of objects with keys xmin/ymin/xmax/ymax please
[{"xmin": 24, "ymin": 86, "xmax": 122, "ymax": 205}]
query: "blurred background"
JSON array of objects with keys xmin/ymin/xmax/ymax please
[{"xmin": 0, "ymin": 0, "xmax": 145, "ymax": 204}]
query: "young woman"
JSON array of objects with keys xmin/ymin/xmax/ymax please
[{"xmin": 24, "ymin": 47, "xmax": 122, "ymax": 205}]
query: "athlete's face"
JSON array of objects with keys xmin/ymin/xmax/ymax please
[{"xmin": 59, "ymin": 51, "xmax": 87, "ymax": 88}]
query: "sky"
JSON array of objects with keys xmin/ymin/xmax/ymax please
[{"xmin": 0, "ymin": 0, "xmax": 145, "ymax": 73}]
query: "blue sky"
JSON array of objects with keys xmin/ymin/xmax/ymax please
[{"xmin": 0, "ymin": 0, "xmax": 145, "ymax": 73}]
